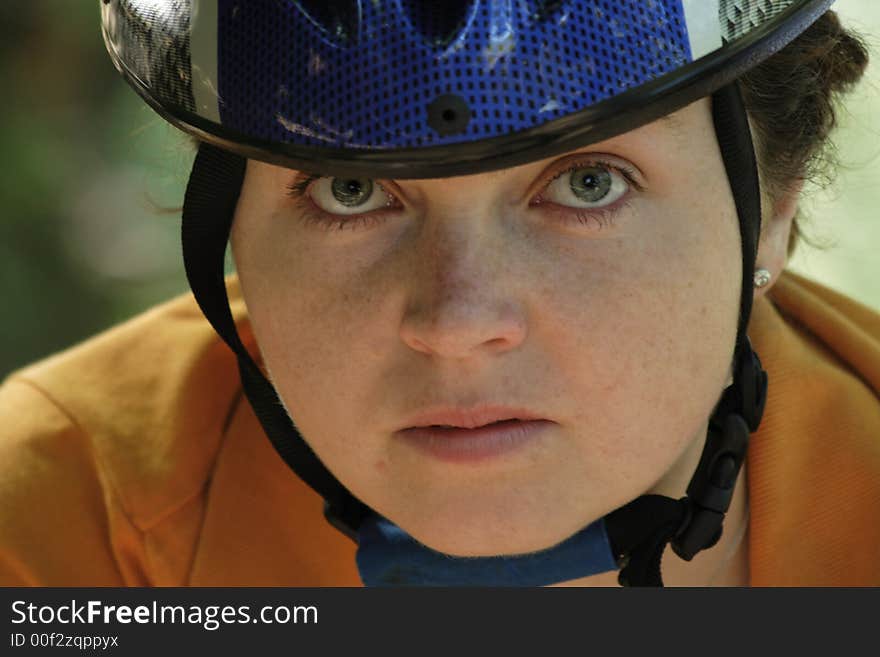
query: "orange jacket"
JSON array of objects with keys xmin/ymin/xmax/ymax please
[{"xmin": 1, "ymin": 271, "xmax": 878, "ymax": 586}]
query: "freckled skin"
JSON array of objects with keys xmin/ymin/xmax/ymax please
[{"xmin": 231, "ymin": 99, "xmax": 743, "ymax": 561}]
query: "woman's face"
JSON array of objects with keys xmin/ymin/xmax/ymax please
[{"xmin": 231, "ymin": 98, "xmax": 742, "ymax": 557}]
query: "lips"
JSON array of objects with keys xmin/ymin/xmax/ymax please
[
  {"xmin": 400, "ymin": 405, "xmax": 546, "ymax": 431},
  {"xmin": 396, "ymin": 406, "xmax": 554, "ymax": 463}
]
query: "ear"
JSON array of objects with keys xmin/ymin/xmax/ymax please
[{"xmin": 753, "ymin": 181, "xmax": 802, "ymax": 298}]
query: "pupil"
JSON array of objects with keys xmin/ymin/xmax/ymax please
[
  {"xmin": 331, "ymin": 178, "xmax": 373, "ymax": 207},
  {"xmin": 570, "ymin": 167, "xmax": 611, "ymax": 203}
]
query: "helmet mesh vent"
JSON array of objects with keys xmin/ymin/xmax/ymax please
[
  {"xmin": 215, "ymin": 0, "xmax": 693, "ymax": 149},
  {"xmin": 402, "ymin": 0, "xmax": 473, "ymax": 47}
]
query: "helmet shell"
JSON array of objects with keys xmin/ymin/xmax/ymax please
[{"xmin": 102, "ymin": 0, "xmax": 834, "ymax": 176}]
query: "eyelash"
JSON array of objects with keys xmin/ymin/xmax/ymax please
[{"xmin": 285, "ymin": 158, "xmax": 641, "ymax": 231}]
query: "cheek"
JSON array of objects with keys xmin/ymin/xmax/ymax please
[
  {"xmin": 232, "ymin": 179, "xmax": 391, "ymax": 388},
  {"xmin": 535, "ymin": 198, "xmax": 741, "ymax": 495},
  {"xmin": 233, "ymin": 214, "xmax": 406, "ymax": 487}
]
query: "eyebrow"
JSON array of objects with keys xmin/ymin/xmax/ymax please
[{"xmin": 658, "ymin": 112, "xmax": 685, "ymax": 140}]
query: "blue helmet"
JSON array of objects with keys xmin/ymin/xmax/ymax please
[
  {"xmin": 102, "ymin": 0, "xmax": 832, "ymax": 586},
  {"xmin": 103, "ymin": 0, "xmax": 832, "ymax": 177}
]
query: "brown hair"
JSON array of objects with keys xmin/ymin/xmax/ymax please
[{"xmin": 738, "ymin": 10, "xmax": 870, "ymax": 255}]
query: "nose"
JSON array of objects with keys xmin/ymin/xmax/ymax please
[{"xmin": 398, "ymin": 225, "xmax": 527, "ymax": 360}]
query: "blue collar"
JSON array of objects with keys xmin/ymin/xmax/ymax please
[{"xmin": 356, "ymin": 514, "xmax": 619, "ymax": 586}]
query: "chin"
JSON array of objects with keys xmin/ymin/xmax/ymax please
[{"xmin": 397, "ymin": 507, "xmax": 591, "ymax": 558}]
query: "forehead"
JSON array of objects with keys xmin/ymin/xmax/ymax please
[{"xmin": 598, "ymin": 102, "xmax": 696, "ymax": 152}]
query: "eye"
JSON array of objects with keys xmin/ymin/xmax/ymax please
[
  {"xmin": 309, "ymin": 177, "xmax": 393, "ymax": 215},
  {"xmin": 542, "ymin": 164, "xmax": 629, "ymax": 209}
]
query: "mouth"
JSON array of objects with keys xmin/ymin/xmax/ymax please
[
  {"xmin": 431, "ymin": 419, "xmax": 521, "ymax": 429},
  {"xmin": 401, "ymin": 406, "xmax": 547, "ymax": 430},
  {"xmin": 397, "ymin": 406, "xmax": 554, "ymax": 463}
]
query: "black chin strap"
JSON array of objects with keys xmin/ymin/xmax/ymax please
[{"xmin": 180, "ymin": 82, "xmax": 767, "ymax": 587}]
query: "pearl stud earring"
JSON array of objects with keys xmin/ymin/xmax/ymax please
[{"xmin": 753, "ymin": 268, "xmax": 772, "ymax": 288}]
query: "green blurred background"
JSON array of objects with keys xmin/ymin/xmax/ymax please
[{"xmin": 1, "ymin": 1, "xmax": 878, "ymax": 379}]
